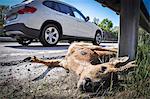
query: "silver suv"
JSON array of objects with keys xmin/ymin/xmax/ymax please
[{"xmin": 4, "ymin": 0, "xmax": 103, "ymax": 46}]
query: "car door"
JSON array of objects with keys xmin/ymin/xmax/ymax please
[
  {"xmin": 56, "ymin": 3, "xmax": 78, "ymax": 36},
  {"xmin": 72, "ymin": 8, "xmax": 94, "ymax": 38},
  {"xmin": 43, "ymin": 1, "xmax": 77, "ymax": 37}
]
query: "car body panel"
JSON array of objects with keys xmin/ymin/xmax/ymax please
[{"xmin": 4, "ymin": 0, "xmax": 103, "ymax": 41}]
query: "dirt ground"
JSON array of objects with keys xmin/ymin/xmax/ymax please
[
  {"xmin": 0, "ymin": 42, "xmax": 120, "ymax": 99},
  {"xmin": 0, "ymin": 56, "xmax": 106, "ymax": 99},
  {"xmin": 0, "ymin": 58, "xmax": 78, "ymax": 98}
]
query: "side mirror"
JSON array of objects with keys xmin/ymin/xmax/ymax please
[{"xmin": 85, "ymin": 16, "xmax": 90, "ymax": 22}]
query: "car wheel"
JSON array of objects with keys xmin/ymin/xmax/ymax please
[
  {"xmin": 93, "ymin": 31, "xmax": 102, "ymax": 45},
  {"xmin": 40, "ymin": 24, "xmax": 60, "ymax": 46},
  {"xmin": 17, "ymin": 38, "xmax": 32, "ymax": 46}
]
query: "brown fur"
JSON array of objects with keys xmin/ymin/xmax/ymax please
[{"xmin": 26, "ymin": 42, "xmax": 136, "ymax": 91}]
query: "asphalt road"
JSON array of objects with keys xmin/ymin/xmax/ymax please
[
  {"xmin": 0, "ymin": 42, "xmax": 118, "ymax": 62},
  {"xmin": 0, "ymin": 42, "xmax": 69, "ymax": 62}
]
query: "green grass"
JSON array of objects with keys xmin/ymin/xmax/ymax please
[
  {"xmin": 105, "ymin": 29, "xmax": 150, "ymax": 98},
  {"xmin": 121, "ymin": 29, "xmax": 150, "ymax": 98},
  {"xmin": 126, "ymin": 44, "xmax": 150, "ymax": 98}
]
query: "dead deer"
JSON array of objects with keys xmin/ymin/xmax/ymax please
[{"xmin": 24, "ymin": 42, "xmax": 136, "ymax": 92}]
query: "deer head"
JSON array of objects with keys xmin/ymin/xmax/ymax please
[{"xmin": 77, "ymin": 57, "xmax": 137, "ymax": 91}]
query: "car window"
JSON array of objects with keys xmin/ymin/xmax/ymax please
[
  {"xmin": 43, "ymin": 1, "xmax": 60, "ymax": 12},
  {"xmin": 53, "ymin": 2, "xmax": 60, "ymax": 11},
  {"xmin": 72, "ymin": 9, "xmax": 85, "ymax": 21},
  {"xmin": 43, "ymin": 1, "xmax": 53, "ymax": 9},
  {"xmin": 73, "ymin": 11, "xmax": 85, "ymax": 21},
  {"xmin": 58, "ymin": 3, "xmax": 73, "ymax": 16}
]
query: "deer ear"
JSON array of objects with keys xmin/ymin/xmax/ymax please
[{"xmin": 109, "ymin": 56, "xmax": 129, "ymax": 65}]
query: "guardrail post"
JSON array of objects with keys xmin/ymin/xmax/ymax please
[{"xmin": 118, "ymin": 0, "xmax": 140, "ymax": 61}]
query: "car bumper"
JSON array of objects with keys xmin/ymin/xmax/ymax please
[{"xmin": 4, "ymin": 23, "xmax": 40, "ymax": 38}]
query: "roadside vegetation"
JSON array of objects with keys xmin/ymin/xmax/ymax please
[
  {"xmin": 109, "ymin": 28, "xmax": 150, "ymax": 98},
  {"xmin": 129, "ymin": 28, "xmax": 150, "ymax": 98},
  {"xmin": 0, "ymin": 5, "xmax": 8, "ymax": 36},
  {"xmin": 93, "ymin": 18, "xmax": 118, "ymax": 41}
]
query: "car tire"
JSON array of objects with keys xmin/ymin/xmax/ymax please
[
  {"xmin": 17, "ymin": 38, "xmax": 32, "ymax": 46},
  {"xmin": 40, "ymin": 24, "xmax": 60, "ymax": 47},
  {"xmin": 93, "ymin": 31, "xmax": 103, "ymax": 45}
]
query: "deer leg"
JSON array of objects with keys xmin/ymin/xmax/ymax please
[
  {"xmin": 94, "ymin": 51, "xmax": 116, "ymax": 63},
  {"xmin": 23, "ymin": 56, "xmax": 70, "ymax": 73},
  {"xmin": 23, "ymin": 56, "xmax": 62, "ymax": 67}
]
